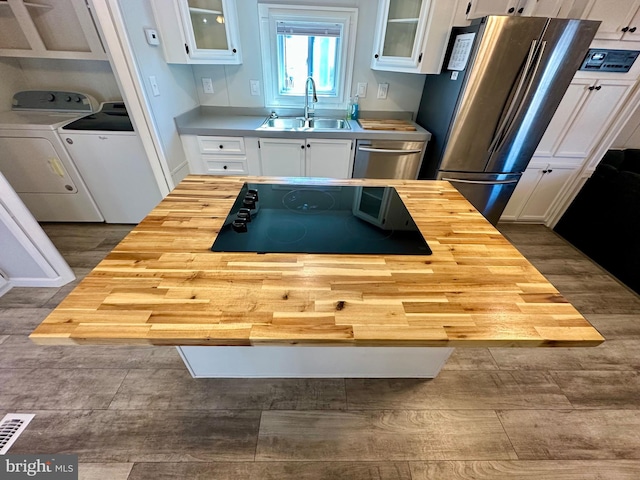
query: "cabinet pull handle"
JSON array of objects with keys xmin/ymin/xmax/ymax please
[
  {"xmin": 595, "ymin": 85, "xmax": 602, "ymax": 90},
  {"xmin": 508, "ymin": 7, "xmax": 515, "ymax": 13},
  {"xmin": 588, "ymin": 86, "xmax": 595, "ymax": 90},
  {"xmin": 466, "ymin": 2, "xmax": 471, "ymax": 15},
  {"xmin": 630, "ymin": 27, "xmax": 637, "ymax": 33},
  {"xmin": 517, "ymin": 7, "xmax": 524, "ymax": 14},
  {"xmin": 622, "ymin": 26, "xmax": 630, "ymax": 32}
]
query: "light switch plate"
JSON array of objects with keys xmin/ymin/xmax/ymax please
[
  {"xmin": 377, "ymin": 83, "xmax": 389, "ymax": 99},
  {"xmin": 202, "ymin": 77, "xmax": 214, "ymax": 94},
  {"xmin": 357, "ymin": 82, "xmax": 367, "ymax": 98},
  {"xmin": 149, "ymin": 76, "xmax": 160, "ymax": 96},
  {"xmin": 250, "ymin": 80, "xmax": 260, "ymax": 96}
]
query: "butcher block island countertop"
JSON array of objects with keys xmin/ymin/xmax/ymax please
[{"xmin": 30, "ymin": 175, "xmax": 604, "ymax": 348}]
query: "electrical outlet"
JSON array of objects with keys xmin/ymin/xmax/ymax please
[
  {"xmin": 357, "ymin": 82, "xmax": 367, "ymax": 98},
  {"xmin": 149, "ymin": 76, "xmax": 160, "ymax": 96},
  {"xmin": 377, "ymin": 83, "xmax": 389, "ymax": 99},
  {"xmin": 250, "ymin": 80, "xmax": 260, "ymax": 96},
  {"xmin": 202, "ymin": 77, "xmax": 214, "ymax": 94}
]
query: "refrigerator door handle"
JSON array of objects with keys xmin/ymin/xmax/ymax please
[
  {"xmin": 489, "ymin": 40, "xmax": 547, "ymax": 156},
  {"xmin": 442, "ymin": 178, "xmax": 520, "ymax": 185},
  {"xmin": 487, "ymin": 40, "xmax": 538, "ymax": 156},
  {"xmin": 493, "ymin": 40, "xmax": 547, "ymax": 155},
  {"xmin": 357, "ymin": 146, "xmax": 423, "ymax": 154}
]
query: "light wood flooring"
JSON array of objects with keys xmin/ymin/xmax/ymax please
[{"xmin": 1, "ymin": 222, "xmax": 639, "ymax": 480}]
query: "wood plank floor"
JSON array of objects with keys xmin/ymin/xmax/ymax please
[{"xmin": 1, "ymin": 222, "xmax": 639, "ymax": 480}]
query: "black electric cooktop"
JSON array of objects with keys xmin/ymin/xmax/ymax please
[{"xmin": 211, "ymin": 183, "xmax": 432, "ymax": 255}]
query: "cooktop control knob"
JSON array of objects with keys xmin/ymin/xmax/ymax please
[
  {"xmin": 75, "ymin": 96, "xmax": 82, "ymax": 103},
  {"xmin": 243, "ymin": 195, "xmax": 257, "ymax": 209},
  {"xmin": 247, "ymin": 189, "xmax": 259, "ymax": 201},
  {"xmin": 232, "ymin": 218, "xmax": 248, "ymax": 233},
  {"xmin": 237, "ymin": 210, "xmax": 251, "ymax": 222}
]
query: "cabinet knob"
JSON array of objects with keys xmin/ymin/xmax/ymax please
[
  {"xmin": 301, "ymin": 145, "xmax": 305, "ymax": 149},
  {"xmin": 223, "ymin": 165, "xmax": 228, "ymax": 170},
  {"xmin": 622, "ymin": 26, "xmax": 630, "ymax": 32},
  {"xmin": 595, "ymin": 85, "xmax": 602, "ymax": 90},
  {"xmin": 307, "ymin": 144, "xmax": 311, "ymax": 148},
  {"xmin": 232, "ymin": 48, "xmax": 237, "ymax": 53},
  {"xmin": 374, "ymin": 54, "xmax": 379, "ymax": 59},
  {"xmin": 517, "ymin": 7, "xmax": 524, "ymax": 14},
  {"xmin": 630, "ymin": 27, "xmax": 637, "ymax": 33},
  {"xmin": 219, "ymin": 145, "xmax": 224, "ymax": 149},
  {"xmin": 588, "ymin": 86, "xmax": 595, "ymax": 90},
  {"xmin": 508, "ymin": 7, "xmax": 515, "ymax": 13}
]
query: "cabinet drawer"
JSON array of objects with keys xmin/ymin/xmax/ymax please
[
  {"xmin": 197, "ymin": 136, "xmax": 245, "ymax": 155},
  {"xmin": 203, "ymin": 157, "xmax": 248, "ymax": 175}
]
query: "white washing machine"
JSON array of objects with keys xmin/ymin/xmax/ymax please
[
  {"xmin": 59, "ymin": 101, "xmax": 163, "ymax": 224},
  {"xmin": 0, "ymin": 91, "xmax": 104, "ymax": 222}
]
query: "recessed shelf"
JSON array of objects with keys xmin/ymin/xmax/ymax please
[
  {"xmin": 189, "ymin": 7, "xmax": 222, "ymax": 15},
  {"xmin": 0, "ymin": 1, "xmax": 53, "ymax": 9}
]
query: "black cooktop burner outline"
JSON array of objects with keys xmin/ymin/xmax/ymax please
[{"xmin": 211, "ymin": 183, "xmax": 432, "ymax": 255}]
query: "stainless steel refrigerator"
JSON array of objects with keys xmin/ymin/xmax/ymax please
[{"xmin": 415, "ymin": 15, "xmax": 600, "ymax": 225}]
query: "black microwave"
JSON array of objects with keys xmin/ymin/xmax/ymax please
[{"xmin": 579, "ymin": 49, "xmax": 640, "ymax": 72}]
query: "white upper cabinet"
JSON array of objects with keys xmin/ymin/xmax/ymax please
[
  {"xmin": 580, "ymin": 0, "xmax": 640, "ymax": 40},
  {"xmin": 371, "ymin": 0, "xmax": 456, "ymax": 74},
  {"xmin": 0, "ymin": 0, "xmax": 105, "ymax": 60},
  {"xmin": 465, "ymin": 0, "xmax": 564, "ymax": 19},
  {"xmin": 151, "ymin": 0, "xmax": 242, "ymax": 64}
]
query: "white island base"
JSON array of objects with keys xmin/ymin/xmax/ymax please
[{"xmin": 177, "ymin": 346, "xmax": 454, "ymax": 378}]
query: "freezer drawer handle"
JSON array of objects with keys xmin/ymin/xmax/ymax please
[
  {"xmin": 358, "ymin": 146, "xmax": 422, "ymax": 154},
  {"xmin": 442, "ymin": 177, "xmax": 519, "ymax": 185}
]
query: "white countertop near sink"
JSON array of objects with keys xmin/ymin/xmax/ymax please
[{"xmin": 174, "ymin": 107, "xmax": 431, "ymax": 141}]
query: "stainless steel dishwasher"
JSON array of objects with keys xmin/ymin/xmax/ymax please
[{"xmin": 352, "ymin": 140, "xmax": 426, "ymax": 179}]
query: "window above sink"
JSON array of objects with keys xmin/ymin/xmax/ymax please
[{"xmin": 258, "ymin": 4, "xmax": 358, "ymax": 110}]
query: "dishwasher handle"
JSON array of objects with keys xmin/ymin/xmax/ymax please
[
  {"xmin": 358, "ymin": 146, "xmax": 423, "ymax": 154},
  {"xmin": 441, "ymin": 177, "xmax": 519, "ymax": 185}
]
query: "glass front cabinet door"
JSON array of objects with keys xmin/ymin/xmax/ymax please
[
  {"xmin": 152, "ymin": 0, "xmax": 242, "ymax": 64},
  {"xmin": 372, "ymin": 0, "xmax": 430, "ymax": 71},
  {"xmin": 371, "ymin": 0, "xmax": 455, "ymax": 74}
]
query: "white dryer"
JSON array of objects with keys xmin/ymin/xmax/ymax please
[{"xmin": 0, "ymin": 91, "xmax": 104, "ymax": 222}]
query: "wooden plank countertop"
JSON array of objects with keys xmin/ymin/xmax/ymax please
[{"xmin": 30, "ymin": 175, "xmax": 604, "ymax": 348}]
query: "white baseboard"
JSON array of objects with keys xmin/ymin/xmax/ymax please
[
  {"xmin": 0, "ymin": 279, "xmax": 12, "ymax": 297},
  {"xmin": 9, "ymin": 276, "xmax": 72, "ymax": 288}
]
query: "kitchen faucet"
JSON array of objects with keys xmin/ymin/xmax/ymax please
[{"xmin": 304, "ymin": 76, "xmax": 317, "ymax": 125}]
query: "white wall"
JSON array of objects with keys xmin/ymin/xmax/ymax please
[
  {"xmin": 16, "ymin": 58, "xmax": 122, "ymax": 103},
  {"xmin": 192, "ymin": 0, "xmax": 427, "ymax": 114},
  {"xmin": 118, "ymin": 0, "xmax": 199, "ymax": 182},
  {"xmin": 0, "ymin": 58, "xmax": 27, "ymax": 108}
]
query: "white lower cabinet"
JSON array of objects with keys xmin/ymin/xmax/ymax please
[
  {"xmin": 259, "ymin": 138, "xmax": 353, "ymax": 178},
  {"xmin": 501, "ymin": 161, "xmax": 577, "ymax": 223}
]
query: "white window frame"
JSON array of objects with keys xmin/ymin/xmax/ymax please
[{"xmin": 258, "ymin": 4, "xmax": 358, "ymax": 110}]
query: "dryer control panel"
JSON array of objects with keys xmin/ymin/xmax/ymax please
[{"xmin": 12, "ymin": 91, "xmax": 97, "ymax": 113}]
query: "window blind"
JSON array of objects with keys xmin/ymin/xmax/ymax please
[{"xmin": 276, "ymin": 21, "xmax": 341, "ymax": 37}]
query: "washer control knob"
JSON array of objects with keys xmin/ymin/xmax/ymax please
[
  {"xmin": 47, "ymin": 93, "xmax": 55, "ymax": 102},
  {"xmin": 65, "ymin": 96, "xmax": 72, "ymax": 102},
  {"xmin": 74, "ymin": 96, "xmax": 82, "ymax": 103}
]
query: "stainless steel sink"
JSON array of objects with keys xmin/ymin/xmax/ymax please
[{"xmin": 258, "ymin": 116, "xmax": 350, "ymax": 131}]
